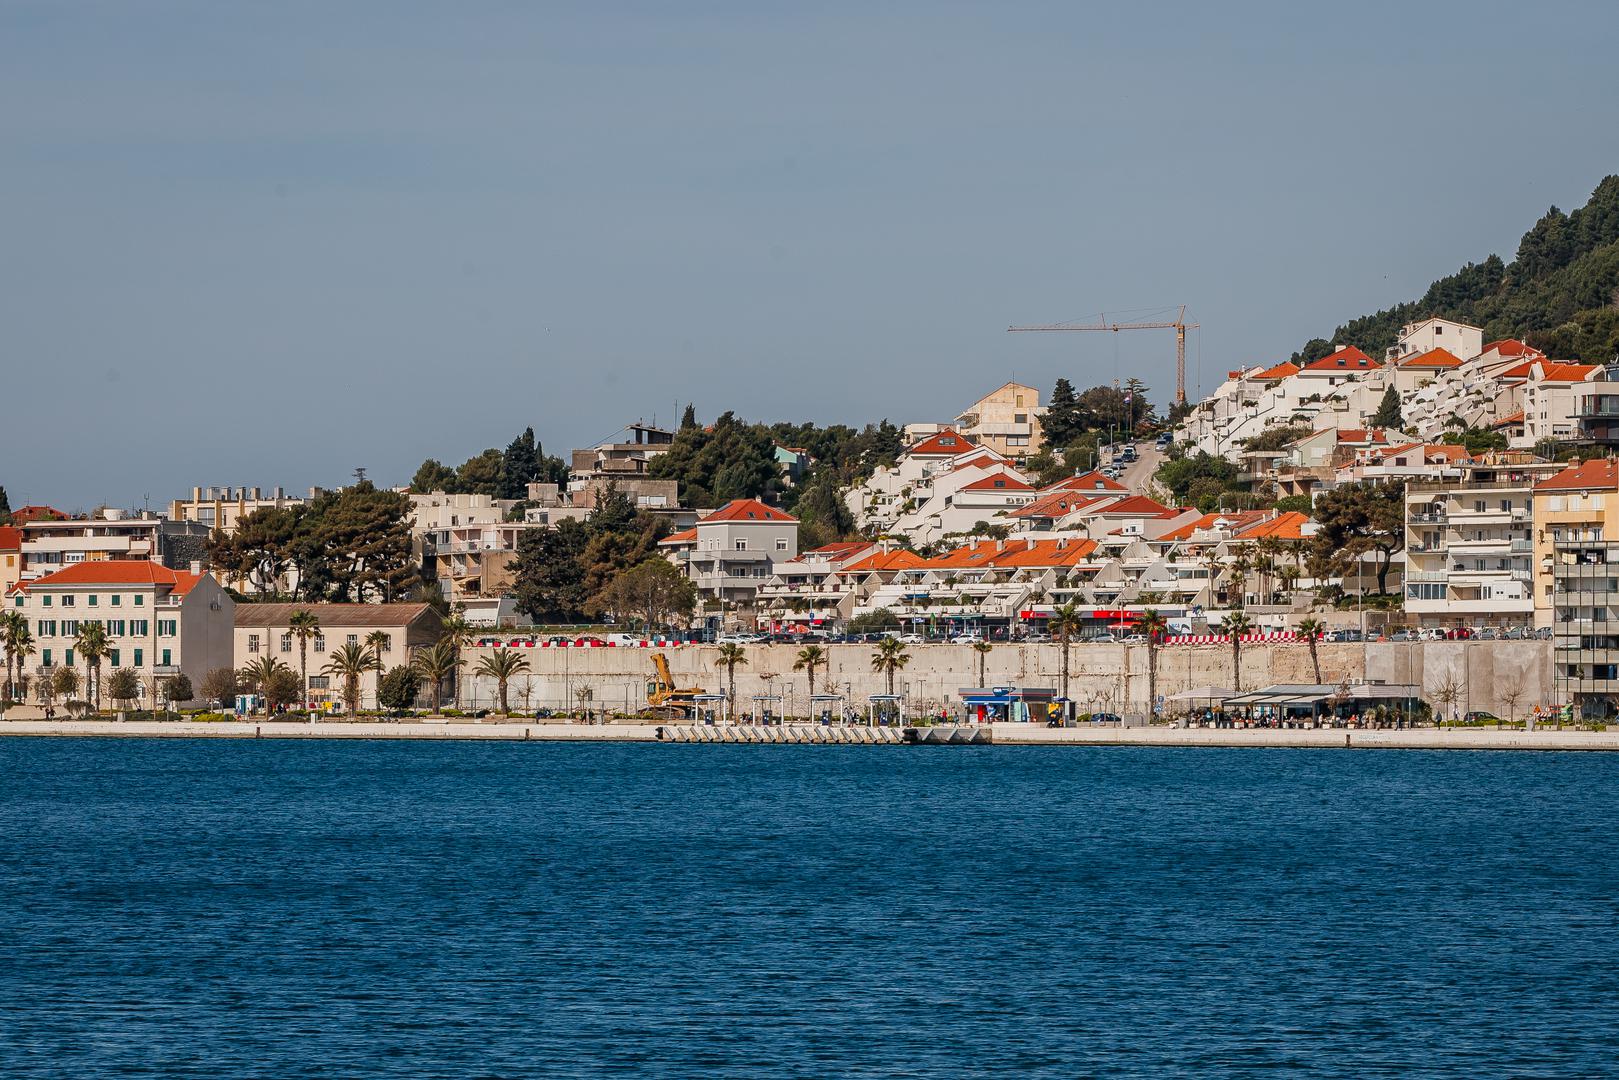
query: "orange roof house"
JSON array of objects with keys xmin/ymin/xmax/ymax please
[
  {"xmin": 698, "ymin": 499, "xmax": 797, "ymax": 524},
  {"xmin": 1299, "ymin": 346, "xmax": 1377, "ymax": 373},
  {"xmin": 15, "ymin": 560, "xmax": 208, "ymax": 596},
  {"xmin": 1397, "ymin": 347, "xmax": 1464, "ymax": 370},
  {"xmin": 905, "ymin": 428, "xmax": 975, "ymax": 457},
  {"xmin": 1535, "ymin": 459, "xmax": 1619, "ymax": 492}
]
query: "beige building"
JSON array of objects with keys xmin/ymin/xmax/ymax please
[
  {"xmin": 670, "ymin": 499, "xmax": 800, "ymax": 615},
  {"xmin": 11, "ymin": 560, "xmax": 235, "ymax": 706},
  {"xmin": 0, "ymin": 526, "xmax": 19, "ymax": 601},
  {"xmin": 955, "ymin": 382, "xmax": 1045, "ymax": 460},
  {"xmin": 17, "ymin": 512, "xmax": 212, "ymax": 583},
  {"xmin": 233, "ymin": 603, "xmax": 444, "ymax": 710},
  {"xmin": 168, "ymin": 486, "xmax": 316, "ymax": 534}
]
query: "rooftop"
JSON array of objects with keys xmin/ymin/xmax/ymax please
[{"xmin": 233, "ymin": 603, "xmax": 438, "ymax": 629}]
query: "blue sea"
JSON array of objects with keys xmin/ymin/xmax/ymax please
[{"xmin": 2, "ymin": 740, "xmax": 1617, "ymax": 1078}]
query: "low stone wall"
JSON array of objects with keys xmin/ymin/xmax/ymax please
[
  {"xmin": 990, "ymin": 723, "xmax": 1617, "ymax": 751},
  {"xmin": 454, "ymin": 640, "xmax": 1555, "ymax": 719}
]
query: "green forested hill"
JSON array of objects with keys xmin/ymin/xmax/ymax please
[{"xmin": 1293, "ymin": 176, "xmax": 1619, "ymax": 365}]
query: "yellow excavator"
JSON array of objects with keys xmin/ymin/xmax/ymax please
[{"xmin": 646, "ymin": 652, "xmax": 707, "ymax": 720}]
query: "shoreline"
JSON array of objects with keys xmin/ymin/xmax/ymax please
[{"xmin": 3, "ymin": 719, "xmax": 1619, "ymax": 751}]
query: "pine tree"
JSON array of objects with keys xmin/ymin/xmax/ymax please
[
  {"xmin": 1042, "ymin": 378, "xmax": 1079, "ymax": 451},
  {"xmin": 1372, "ymin": 384, "xmax": 1403, "ymax": 429},
  {"xmin": 680, "ymin": 404, "xmax": 698, "ymax": 431},
  {"xmin": 0, "ymin": 485, "xmax": 10, "ymax": 526}
]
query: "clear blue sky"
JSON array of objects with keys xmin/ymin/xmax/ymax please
[{"xmin": 5, "ymin": 0, "xmax": 1617, "ymax": 508}]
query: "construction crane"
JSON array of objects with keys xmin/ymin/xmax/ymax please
[{"xmin": 1008, "ymin": 305, "xmax": 1199, "ymax": 405}]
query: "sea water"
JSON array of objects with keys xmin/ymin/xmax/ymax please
[{"xmin": 2, "ymin": 739, "xmax": 1616, "ymax": 1077}]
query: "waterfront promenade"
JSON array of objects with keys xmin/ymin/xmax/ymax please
[{"xmin": 5, "ymin": 718, "xmax": 1619, "ymax": 750}]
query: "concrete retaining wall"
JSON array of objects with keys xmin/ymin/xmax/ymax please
[{"xmin": 452, "ymin": 640, "xmax": 1556, "ymax": 719}]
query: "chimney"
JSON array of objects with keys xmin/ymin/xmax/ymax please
[{"xmin": 189, "ymin": 559, "xmax": 202, "ymax": 575}]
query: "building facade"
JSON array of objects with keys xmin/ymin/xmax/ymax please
[
  {"xmin": 671, "ymin": 499, "xmax": 799, "ymax": 615},
  {"xmin": 233, "ymin": 603, "xmax": 445, "ymax": 710},
  {"xmin": 954, "ymin": 382, "xmax": 1044, "ymax": 460},
  {"xmin": 11, "ymin": 561, "xmax": 235, "ymax": 705}
]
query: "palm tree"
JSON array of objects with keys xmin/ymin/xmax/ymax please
[
  {"xmin": 9, "ymin": 626, "xmax": 35, "ymax": 704},
  {"xmin": 1050, "ymin": 602, "xmax": 1086, "ymax": 706},
  {"xmin": 287, "ymin": 609, "xmax": 321, "ymax": 717},
  {"xmin": 870, "ymin": 637, "xmax": 911, "ymax": 721},
  {"xmin": 439, "ymin": 613, "xmax": 476, "ymax": 707},
  {"xmin": 2, "ymin": 611, "xmax": 34, "ymax": 702},
  {"xmin": 972, "ymin": 640, "xmax": 993, "ymax": 687},
  {"xmin": 1296, "ymin": 617, "xmax": 1325, "ymax": 684},
  {"xmin": 475, "ymin": 649, "xmax": 531, "ymax": 716},
  {"xmin": 322, "ymin": 642, "xmax": 373, "ymax": 716},
  {"xmin": 1135, "ymin": 609, "xmax": 1170, "ymax": 720},
  {"xmin": 74, "ymin": 621, "xmax": 110, "ymax": 713},
  {"xmin": 1218, "ymin": 611, "xmax": 1254, "ymax": 694},
  {"xmin": 238, "ymin": 655, "xmax": 289, "ymax": 712},
  {"xmin": 1, "ymin": 609, "xmax": 28, "ymax": 701},
  {"xmin": 792, "ymin": 644, "xmax": 827, "ymax": 703},
  {"xmin": 716, "ymin": 643, "xmax": 747, "ymax": 722},
  {"xmin": 365, "ymin": 630, "xmax": 392, "ymax": 706},
  {"xmin": 411, "ymin": 641, "xmax": 458, "ymax": 714}
]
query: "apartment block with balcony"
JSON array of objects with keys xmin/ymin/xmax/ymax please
[
  {"xmin": 954, "ymin": 382, "xmax": 1045, "ymax": 461},
  {"xmin": 1533, "ymin": 459, "xmax": 1619, "ymax": 718},
  {"xmin": 168, "ymin": 486, "xmax": 317, "ymax": 535},
  {"xmin": 1405, "ymin": 461, "xmax": 1560, "ymax": 629},
  {"xmin": 18, "ymin": 512, "xmax": 213, "ymax": 583},
  {"xmin": 11, "ymin": 561, "xmax": 234, "ymax": 705},
  {"xmin": 672, "ymin": 500, "xmax": 799, "ymax": 613}
]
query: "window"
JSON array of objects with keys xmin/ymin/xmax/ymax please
[
  {"xmin": 1013, "ymin": 413, "xmax": 1027, "ymax": 424},
  {"xmin": 314, "ymin": 635, "xmax": 326, "ymax": 652},
  {"xmin": 347, "ymin": 634, "xmax": 359, "ymax": 646},
  {"xmin": 88, "ymin": 595, "xmax": 98, "ymax": 606},
  {"xmin": 65, "ymin": 649, "xmax": 74, "ymax": 667},
  {"xmin": 130, "ymin": 620, "xmax": 148, "ymax": 636},
  {"xmin": 107, "ymin": 620, "xmax": 126, "ymax": 636},
  {"xmin": 42, "ymin": 595, "xmax": 52, "ymax": 607},
  {"xmin": 281, "ymin": 633, "xmax": 292, "ymax": 652},
  {"xmin": 161, "ymin": 649, "xmax": 171, "ymax": 667},
  {"xmin": 735, "ymin": 539, "xmax": 749, "ymax": 551},
  {"xmin": 134, "ymin": 595, "xmax": 143, "ymax": 607},
  {"xmin": 133, "ymin": 649, "xmax": 143, "ymax": 667},
  {"xmin": 41, "ymin": 649, "xmax": 51, "ymax": 668},
  {"xmin": 62, "ymin": 620, "xmax": 77, "ymax": 638},
  {"xmin": 111, "ymin": 595, "xmax": 121, "ymax": 607},
  {"xmin": 775, "ymin": 538, "xmax": 788, "ymax": 551},
  {"xmin": 309, "ymin": 676, "xmax": 330, "ymax": 690},
  {"xmin": 158, "ymin": 620, "xmax": 177, "ymax": 637},
  {"xmin": 109, "ymin": 650, "xmax": 120, "ymax": 667},
  {"xmin": 248, "ymin": 634, "xmax": 260, "ymax": 654},
  {"xmin": 60, "ymin": 595, "xmax": 73, "ymax": 607}
]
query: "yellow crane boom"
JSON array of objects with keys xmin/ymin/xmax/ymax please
[{"xmin": 1008, "ymin": 305, "xmax": 1199, "ymax": 405}]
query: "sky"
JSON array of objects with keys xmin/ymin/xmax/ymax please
[{"xmin": 4, "ymin": 0, "xmax": 1618, "ymax": 509}]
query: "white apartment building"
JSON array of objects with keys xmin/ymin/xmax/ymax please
[
  {"xmin": 11, "ymin": 561, "xmax": 235, "ymax": 704},
  {"xmin": 672, "ymin": 499, "xmax": 800, "ymax": 612},
  {"xmin": 1387, "ymin": 317, "xmax": 1483, "ymax": 365},
  {"xmin": 1404, "ymin": 459, "xmax": 1562, "ymax": 629},
  {"xmin": 846, "ymin": 429, "xmax": 1023, "ymax": 543}
]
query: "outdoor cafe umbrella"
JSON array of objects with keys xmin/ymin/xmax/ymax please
[{"xmin": 1166, "ymin": 686, "xmax": 1234, "ymax": 703}]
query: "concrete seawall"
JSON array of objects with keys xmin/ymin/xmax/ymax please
[
  {"xmin": 454, "ymin": 639, "xmax": 1554, "ymax": 720},
  {"xmin": 4, "ymin": 718, "xmax": 1618, "ymax": 751}
]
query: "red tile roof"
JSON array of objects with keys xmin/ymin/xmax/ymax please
[
  {"xmin": 1092, "ymin": 495, "xmax": 1170, "ymax": 516},
  {"xmin": 12, "ymin": 505, "xmax": 69, "ymax": 523},
  {"xmin": 841, "ymin": 549, "xmax": 930, "ymax": 575},
  {"xmin": 1484, "ymin": 339, "xmax": 1537, "ymax": 358},
  {"xmin": 1491, "ymin": 411, "xmax": 1525, "ymax": 428},
  {"xmin": 698, "ymin": 499, "xmax": 797, "ymax": 524},
  {"xmin": 1010, "ymin": 490, "xmax": 1110, "ymax": 520},
  {"xmin": 960, "ymin": 471, "xmax": 1034, "ymax": 493},
  {"xmin": 1235, "ymin": 511, "xmax": 1313, "ymax": 541},
  {"xmin": 1249, "ymin": 361, "xmax": 1301, "ymax": 380},
  {"xmin": 0, "ymin": 525, "xmax": 19, "ymax": 552},
  {"xmin": 1300, "ymin": 346, "xmax": 1376, "ymax": 372},
  {"xmin": 657, "ymin": 528, "xmax": 698, "ymax": 545},
  {"xmin": 19, "ymin": 561, "xmax": 206, "ymax": 595},
  {"xmin": 1156, "ymin": 510, "xmax": 1272, "ymax": 543},
  {"xmin": 1398, "ymin": 347, "xmax": 1463, "ymax": 369},
  {"xmin": 914, "ymin": 539, "xmax": 1098, "ymax": 571},
  {"xmin": 1334, "ymin": 429, "xmax": 1389, "ymax": 445},
  {"xmin": 1535, "ymin": 459, "xmax": 1619, "ymax": 492},
  {"xmin": 905, "ymin": 428, "xmax": 973, "ymax": 456},
  {"xmin": 1046, "ymin": 471, "xmax": 1127, "ymax": 494}
]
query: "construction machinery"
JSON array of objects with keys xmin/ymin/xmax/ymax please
[
  {"xmin": 1008, "ymin": 305, "xmax": 1199, "ymax": 405},
  {"xmin": 645, "ymin": 653, "xmax": 708, "ymax": 720}
]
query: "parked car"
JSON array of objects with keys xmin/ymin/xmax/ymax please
[
  {"xmin": 1473, "ymin": 627, "xmax": 1501, "ymax": 640},
  {"xmin": 1463, "ymin": 710, "xmax": 1501, "ymax": 724},
  {"xmin": 950, "ymin": 632, "xmax": 985, "ymax": 644},
  {"xmin": 1322, "ymin": 628, "xmax": 1361, "ymax": 643},
  {"xmin": 1388, "ymin": 630, "xmax": 1417, "ymax": 642},
  {"xmin": 1117, "ymin": 633, "xmax": 1148, "ymax": 645},
  {"xmin": 715, "ymin": 633, "xmax": 765, "ymax": 645},
  {"xmin": 1087, "ymin": 711, "xmax": 1123, "ymax": 724},
  {"xmin": 896, "ymin": 633, "xmax": 925, "ymax": 645},
  {"xmin": 1021, "ymin": 632, "xmax": 1051, "ymax": 643},
  {"xmin": 1533, "ymin": 626, "xmax": 1554, "ymax": 640}
]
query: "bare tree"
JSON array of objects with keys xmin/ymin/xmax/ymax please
[
  {"xmin": 1431, "ymin": 673, "xmax": 1462, "ymax": 727},
  {"xmin": 1499, "ymin": 685, "xmax": 1525, "ymax": 727}
]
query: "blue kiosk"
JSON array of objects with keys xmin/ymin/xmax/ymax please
[{"xmin": 958, "ymin": 686, "xmax": 1059, "ymax": 724}]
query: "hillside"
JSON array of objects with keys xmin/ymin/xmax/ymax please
[{"xmin": 1293, "ymin": 176, "xmax": 1619, "ymax": 366}]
